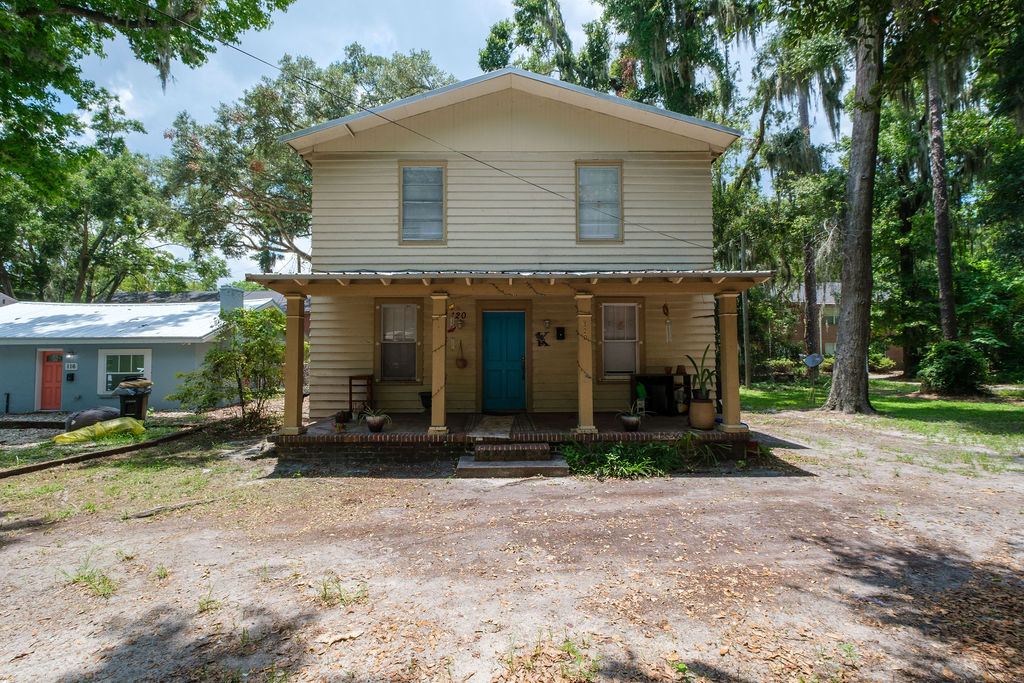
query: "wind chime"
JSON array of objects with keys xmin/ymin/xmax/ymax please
[{"xmin": 663, "ymin": 303, "xmax": 672, "ymax": 342}]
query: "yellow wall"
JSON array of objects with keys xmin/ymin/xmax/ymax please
[{"xmin": 309, "ymin": 287, "xmax": 716, "ymax": 420}]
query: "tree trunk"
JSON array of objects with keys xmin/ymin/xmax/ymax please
[
  {"xmin": 803, "ymin": 237, "xmax": 819, "ymax": 357},
  {"xmin": 798, "ymin": 89, "xmax": 819, "ymax": 359},
  {"xmin": 823, "ymin": 13, "xmax": 883, "ymax": 414},
  {"xmin": 926, "ymin": 57, "xmax": 957, "ymax": 341},
  {"xmin": 896, "ymin": 160, "xmax": 925, "ymax": 375}
]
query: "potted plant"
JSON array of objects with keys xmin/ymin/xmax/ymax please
[
  {"xmin": 686, "ymin": 344, "xmax": 718, "ymax": 430},
  {"xmin": 359, "ymin": 407, "xmax": 391, "ymax": 433},
  {"xmin": 617, "ymin": 401, "xmax": 647, "ymax": 432}
]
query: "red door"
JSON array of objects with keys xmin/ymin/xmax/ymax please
[{"xmin": 40, "ymin": 351, "xmax": 63, "ymax": 410}]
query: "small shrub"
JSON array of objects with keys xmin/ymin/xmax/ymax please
[
  {"xmin": 561, "ymin": 441, "xmax": 681, "ymax": 479},
  {"xmin": 820, "ymin": 356, "xmax": 835, "ymax": 373},
  {"xmin": 918, "ymin": 340, "xmax": 989, "ymax": 395},
  {"xmin": 868, "ymin": 352, "xmax": 897, "ymax": 373},
  {"xmin": 763, "ymin": 358, "xmax": 798, "ymax": 380}
]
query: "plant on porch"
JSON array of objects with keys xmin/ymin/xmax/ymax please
[{"xmin": 686, "ymin": 344, "xmax": 719, "ymax": 429}]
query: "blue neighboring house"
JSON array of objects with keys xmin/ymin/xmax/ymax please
[{"xmin": 0, "ymin": 287, "xmax": 280, "ymax": 414}]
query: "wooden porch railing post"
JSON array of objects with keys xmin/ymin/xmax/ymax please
[
  {"xmin": 280, "ymin": 293, "xmax": 306, "ymax": 435},
  {"xmin": 716, "ymin": 293, "xmax": 746, "ymax": 433},
  {"xmin": 428, "ymin": 292, "xmax": 449, "ymax": 434},
  {"xmin": 574, "ymin": 292, "xmax": 598, "ymax": 434}
]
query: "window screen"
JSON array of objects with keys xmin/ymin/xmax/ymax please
[
  {"xmin": 602, "ymin": 303, "xmax": 637, "ymax": 375},
  {"xmin": 380, "ymin": 303, "xmax": 418, "ymax": 380},
  {"xmin": 401, "ymin": 166, "xmax": 444, "ymax": 241},
  {"xmin": 578, "ymin": 165, "xmax": 621, "ymax": 239}
]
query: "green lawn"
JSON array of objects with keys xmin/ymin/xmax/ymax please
[{"xmin": 741, "ymin": 378, "xmax": 1024, "ymax": 457}]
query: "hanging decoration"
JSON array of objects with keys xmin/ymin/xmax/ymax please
[{"xmin": 662, "ymin": 303, "xmax": 672, "ymax": 342}]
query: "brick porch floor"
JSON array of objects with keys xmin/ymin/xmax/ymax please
[{"xmin": 270, "ymin": 412, "xmax": 748, "ymax": 462}]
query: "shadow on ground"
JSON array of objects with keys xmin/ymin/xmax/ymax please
[
  {"xmin": 58, "ymin": 603, "xmax": 317, "ymax": 682},
  {"xmin": 805, "ymin": 533, "xmax": 1023, "ymax": 681}
]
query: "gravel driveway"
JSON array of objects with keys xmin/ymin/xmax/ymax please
[{"xmin": 0, "ymin": 410, "xmax": 1021, "ymax": 682}]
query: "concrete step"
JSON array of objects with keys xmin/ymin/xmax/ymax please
[
  {"xmin": 473, "ymin": 442, "xmax": 551, "ymax": 461},
  {"xmin": 456, "ymin": 455, "xmax": 570, "ymax": 478}
]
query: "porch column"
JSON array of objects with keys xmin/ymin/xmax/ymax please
[
  {"xmin": 574, "ymin": 292, "xmax": 598, "ymax": 433},
  {"xmin": 280, "ymin": 293, "xmax": 306, "ymax": 435},
  {"xmin": 716, "ymin": 293, "xmax": 746, "ymax": 433},
  {"xmin": 428, "ymin": 292, "xmax": 449, "ymax": 434}
]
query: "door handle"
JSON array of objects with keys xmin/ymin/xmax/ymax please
[{"xmin": 521, "ymin": 355, "xmax": 526, "ymax": 379}]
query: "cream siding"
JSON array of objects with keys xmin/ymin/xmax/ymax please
[
  {"xmin": 311, "ymin": 153, "xmax": 713, "ymax": 272},
  {"xmin": 303, "ymin": 86, "xmax": 723, "ymax": 419},
  {"xmin": 309, "ymin": 289, "xmax": 716, "ymax": 419}
]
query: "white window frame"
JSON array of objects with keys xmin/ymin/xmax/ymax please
[
  {"xmin": 577, "ymin": 161, "xmax": 623, "ymax": 241},
  {"xmin": 378, "ymin": 303, "xmax": 420, "ymax": 382},
  {"xmin": 399, "ymin": 161, "xmax": 446, "ymax": 244},
  {"xmin": 600, "ymin": 302, "xmax": 640, "ymax": 378},
  {"xmin": 97, "ymin": 348, "xmax": 151, "ymax": 395}
]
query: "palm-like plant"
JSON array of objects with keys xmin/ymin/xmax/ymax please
[{"xmin": 686, "ymin": 344, "xmax": 718, "ymax": 400}]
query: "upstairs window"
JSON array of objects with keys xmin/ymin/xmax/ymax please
[
  {"xmin": 379, "ymin": 303, "xmax": 419, "ymax": 381},
  {"xmin": 400, "ymin": 163, "xmax": 445, "ymax": 242},
  {"xmin": 577, "ymin": 163, "xmax": 622, "ymax": 240},
  {"xmin": 601, "ymin": 303, "xmax": 638, "ymax": 376}
]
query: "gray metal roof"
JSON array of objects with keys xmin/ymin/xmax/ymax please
[
  {"xmin": 280, "ymin": 67, "xmax": 743, "ymax": 146},
  {"xmin": 0, "ymin": 299, "xmax": 278, "ymax": 344}
]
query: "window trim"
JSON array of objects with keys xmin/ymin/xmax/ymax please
[
  {"xmin": 398, "ymin": 160, "xmax": 447, "ymax": 245},
  {"xmin": 576, "ymin": 160, "xmax": 624, "ymax": 243},
  {"xmin": 97, "ymin": 348, "xmax": 152, "ymax": 395},
  {"xmin": 596, "ymin": 299, "xmax": 645, "ymax": 381},
  {"xmin": 373, "ymin": 299, "xmax": 424, "ymax": 383}
]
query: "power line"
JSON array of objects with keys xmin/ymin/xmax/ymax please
[{"xmin": 132, "ymin": 0, "xmax": 748, "ymax": 258}]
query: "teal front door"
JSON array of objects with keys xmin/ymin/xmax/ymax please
[{"xmin": 482, "ymin": 311, "xmax": 526, "ymax": 411}]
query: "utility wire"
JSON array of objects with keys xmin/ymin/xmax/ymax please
[{"xmin": 131, "ymin": 0, "xmax": 757, "ymax": 261}]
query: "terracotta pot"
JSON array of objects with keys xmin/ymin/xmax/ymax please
[
  {"xmin": 688, "ymin": 399, "xmax": 716, "ymax": 430},
  {"xmin": 365, "ymin": 415, "xmax": 387, "ymax": 433},
  {"xmin": 619, "ymin": 415, "xmax": 641, "ymax": 432}
]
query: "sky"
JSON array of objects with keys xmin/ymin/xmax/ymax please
[
  {"xmin": 75, "ymin": 0, "xmax": 844, "ymax": 283},
  {"xmin": 80, "ymin": 0, "xmax": 604, "ymax": 159}
]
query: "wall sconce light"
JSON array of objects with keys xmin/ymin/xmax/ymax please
[
  {"xmin": 543, "ymin": 319, "xmax": 551, "ymax": 330},
  {"xmin": 65, "ymin": 351, "xmax": 78, "ymax": 361}
]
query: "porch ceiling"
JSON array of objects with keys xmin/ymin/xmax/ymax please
[{"xmin": 246, "ymin": 269, "xmax": 773, "ymax": 296}]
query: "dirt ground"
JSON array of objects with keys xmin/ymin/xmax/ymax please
[{"xmin": 0, "ymin": 409, "xmax": 1022, "ymax": 682}]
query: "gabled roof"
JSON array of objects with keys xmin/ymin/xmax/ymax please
[
  {"xmin": 281, "ymin": 68, "xmax": 742, "ymax": 155},
  {"xmin": 0, "ymin": 299, "xmax": 277, "ymax": 344}
]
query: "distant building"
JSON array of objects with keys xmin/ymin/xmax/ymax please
[
  {"xmin": 0, "ymin": 287, "xmax": 279, "ymax": 413},
  {"xmin": 789, "ymin": 282, "xmax": 902, "ymax": 368}
]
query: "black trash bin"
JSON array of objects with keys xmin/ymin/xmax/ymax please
[{"xmin": 113, "ymin": 376, "xmax": 153, "ymax": 419}]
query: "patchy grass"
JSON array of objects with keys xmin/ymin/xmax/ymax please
[
  {"xmin": 315, "ymin": 576, "xmax": 368, "ymax": 607},
  {"xmin": 499, "ymin": 634, "xmax": 600, "ymax": 682},
  {"xmin": 0, "ymin": 425, "xmax": 179, "ymax": 470},
  {"xmin": 61, "ymin": 554, "xmax": 117, "ymax": 598},
  {"xmin": 0, "ymin": 423, "xmax": 261, "ymax": 521},
  {"xmin": 743, "ymin": 378, "xmax": 1024, "ymax": 461}
]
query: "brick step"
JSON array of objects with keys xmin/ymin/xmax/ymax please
[
  {"xmin": 473, "ymin": 442, "xmax": 551, "ymax": 461},
  {"xmin": 455, "ymin": 456, "xmax": 570, "ymax": 478}
]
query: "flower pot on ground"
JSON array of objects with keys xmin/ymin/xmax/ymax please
[
  {"xmin": 617, "ymin": 401, "xmax": 647, "ymax": 432},
  {"xmin": 359, "ymin": 408, "xmax": 391, "ymax": 433},
  {"xmin": 688, "ymin": 399, "xmax": 716, "ymax": 430}
]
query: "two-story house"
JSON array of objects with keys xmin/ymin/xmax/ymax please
[{"xmin": 250, "ymin": 69, "xmax": 771, "ymax": 464}]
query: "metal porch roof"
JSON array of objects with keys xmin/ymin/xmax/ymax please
[{"xmin": 0, "ymin": 299, "xmax": 277, "ymax": 344}]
